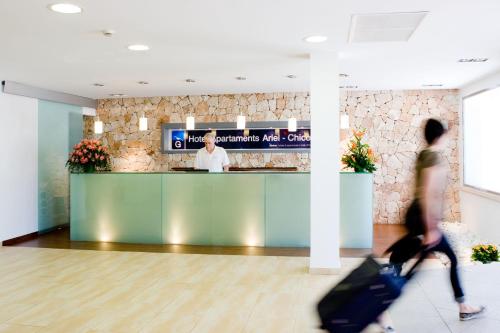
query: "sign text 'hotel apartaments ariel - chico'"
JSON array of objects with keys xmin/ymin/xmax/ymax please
[{"xmin": 162, "ymin": 123, "xmax": 311, "ymax": 153}]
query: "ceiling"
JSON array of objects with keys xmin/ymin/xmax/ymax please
[{"xmin": 1, "ymin": 0, "xmax": 499, "ymax": 99}]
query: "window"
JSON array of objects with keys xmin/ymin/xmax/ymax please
[{"xmin": 463, "ymin": 86, "xmax": 500, "ymax": 194}]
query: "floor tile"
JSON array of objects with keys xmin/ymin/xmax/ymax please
[{"xmin": 1, "ymin": 247, "xmax": 499, "ymax": 333}]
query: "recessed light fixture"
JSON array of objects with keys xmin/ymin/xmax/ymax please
[
  {"xmin": 185, "ymin": 79, "xmax": 196, "ymax": 83},
  {"xmin": 236, "ymin": 76, "xmax": 247, "ymax": 81},
  {"xmin": 93, "ymin": 83, "xmax": 104, "ymax": 87},
  {"xmin": 48, "ymin": 3, "xmax": 82, "ymax": 14},
  {"xmin": 339, "ymin": 73, "xmax": 349, "ymax": 78},
  {"xmin": 102, "ymin": 30, "xmax": 115, "ymax": 37},
  {"xmin": 339, "ymin": 85, "xmax": 358, "ymax": 89},
  {"xmin": 128, "ymin": 44, "xmax": 149, "ymax": 51},
  {"xmin": 303, "ymin": 35, "xmax": 328, "ymax": 43},
  {"xmin": 109, "ymin": 93, "xmax": 126, "ymax": 97},
  {"xmin": 138, "ymin": 81, "xmax": 149, "ymax": 85},
  {"xmin": 458, "ymin": 58, "xmax": 488, "ymax": 63},
  {"xmin": 286, "ymin": 74, "xmax": 297, "ymax": 79},
  {"xmin": 422, "ymin": 84, "xmax": 443, "ymax": 87}
]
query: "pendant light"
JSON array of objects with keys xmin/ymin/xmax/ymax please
[
  {"xmin": 237, "ymin": 113, "xmax": 246, "ymax": 129},
  {"xmin": 139, "ymin": 113, "xmax": 148, "ymax": 131},
  {"xmin": 186, "ymin": 113, "xmax": 195, "ymax": 130},
  {"xmin": 94, "ymin": 116, "xmax": 103, "ymax": 134},
  {"xmin": 288, "ymin": 117, "xmax": 297, "ymax": 132},
  {"xmin": 340, "ymin": 112, "xmax": 349, "ymax": 129}
]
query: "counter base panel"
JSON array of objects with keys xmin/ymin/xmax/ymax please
[{"xmin": 71, "ymin": 173, "xmax": 310, "ymax": 247}]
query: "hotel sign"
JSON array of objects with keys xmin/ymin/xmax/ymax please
[{"xmin": 162, "ymin": 122, "xmax": 311, "ymax": 153}]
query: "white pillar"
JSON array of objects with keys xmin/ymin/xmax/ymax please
[{"xmin": 310, "ymin": 52, "xmax": 341, "ymax": 273}]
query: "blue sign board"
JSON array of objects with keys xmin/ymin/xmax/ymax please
[{"xmin": 163, "ymin": 127, "xmax": 311, "ymax": 153}]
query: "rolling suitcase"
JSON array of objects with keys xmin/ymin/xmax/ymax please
[{"xmin": 317, "ymin": 254, "xmax": 425, "ymax": 333}]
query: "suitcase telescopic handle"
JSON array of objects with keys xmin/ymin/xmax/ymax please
[{"xmin": 404, "ymin": 249, "xmax": 429, "ymax": 279}]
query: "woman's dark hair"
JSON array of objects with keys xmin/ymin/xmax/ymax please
[{"xmin": 424, "ymin": 118, "xmax": 447, "ymax": 145}]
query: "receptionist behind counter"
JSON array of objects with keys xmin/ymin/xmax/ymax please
[{"xmin": 194, "ymin": 132, "xmax": 230, "ymax": 172}]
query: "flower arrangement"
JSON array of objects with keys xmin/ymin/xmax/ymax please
[
  {"xmin": 471, "ymin": 244, "xmax": 499, "ymax": 264},
  {"xmin": 341, "ymin": 128, "xmax": 377, "ymax": 173},
  {"xmin": 66, "ymin": 139, "xmax": 111, "ymax": 173}
]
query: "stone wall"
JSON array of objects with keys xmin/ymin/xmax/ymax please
[
  {"xmin": 84, "ymin": 89, "xmax": 461, "ymax": 224},
  {"xmin": 340, "ymin": 90, "xmax": 460, "ymax": 224},
  {"xmin": 84, "ymin": 93, "xmax": 310, "ymax": 172}
]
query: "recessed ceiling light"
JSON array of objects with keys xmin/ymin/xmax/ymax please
[
  {"xmin": 422, "ymin": 84, "xmax": 443, "ymax": 87},
  {"xmin": 458, "ymin": 58, "xmax": 488, "ymax": 63},
  {"xmin": 138, "ymin": 81, "xmax": 149, "ymax": 85},
  {"xmin": 339, "ymin": 85, "xmax": 358, "ymax": 89},
  {"xmin": 128, "ymin": 44, "xmax": 149, "ymax": 51},
  {"xmin": 303, "ymin": 35, "xmax": 328, "ymax": 43},
  {"xmin": 110, "ymin": 93, "xmax": 126, "ymax": 97},
  {"xmin": 48, "ymin": 3, "xmax": 82, "ymax": 14},
  {"xmin": 339, "ymin": 73, "xmax": 349, "ymax": 78},
  {"xmin": 236, "ymin": 76, "xmax": 247, "ymax": 81},
  {"xmin": 286, "ymin": 74, "xmax": 297, "ymax": 79},
  {"xmin": 102, "ymin": 30, "xmax": 115, "ymax": 37},
  {"xmin": 185, "ymin": 79, "xmax": 196, "ymax": 83},
  {"xmin": 93, "ymin": 83, "xmax": 104, "ymax": 87}
]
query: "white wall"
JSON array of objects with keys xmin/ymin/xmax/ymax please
[
  {"xmin": 0, "ymin": 90, "xmax": 38, "ymax": 242},
  {"xmin": 460, "ymin": 190, "xmax": 500, "ymax": 243},
  {"xmin": 460, "ymin": 69, "xmax": 500, "ymax": 243},
  {"xmin": 461, "ymin": 69, "xmax": 500, "ymax": 97}
]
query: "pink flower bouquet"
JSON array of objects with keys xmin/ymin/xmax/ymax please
[{"xmin": 66, "ymin": 139, "xmax": 111, "ymax": 173}]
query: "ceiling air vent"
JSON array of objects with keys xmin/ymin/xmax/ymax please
[
  {"xmin": 348, "ymin": 11, "xmax": 428, "ymax": 43},
  {"xmin": 458, "ymin": 58, "xmax": 488, "ymax": 63}
]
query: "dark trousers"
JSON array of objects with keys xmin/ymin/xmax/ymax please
[
  {"xmin": 389, "ymin": 199, "xmax": 465, "ymax": 303},
  {"xmin": 426, "ymin": 234, "xmax": 465, "ymax": 302}
]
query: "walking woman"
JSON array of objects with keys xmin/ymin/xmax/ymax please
[{"xmin": 390, "ymin": 118, "xmax": 484, "ymax": 321}]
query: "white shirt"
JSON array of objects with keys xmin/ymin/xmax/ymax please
[{"xmin": 194, "ymin": 146, "xmax": 230, "ymax": 172}]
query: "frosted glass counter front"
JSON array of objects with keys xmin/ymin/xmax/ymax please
[{"xmin": 70, "ymin": 172, "xmax": 310, "ymax": 247}]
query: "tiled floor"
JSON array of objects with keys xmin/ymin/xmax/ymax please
[{"xmin": 0, "ymin": 246, "xmax": 498, "ymax": 333}]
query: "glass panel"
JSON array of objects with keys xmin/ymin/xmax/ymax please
[
  {"xmin": 70, "ymin": 174, "xmax": 163, "ymax": 243},
  {"xmin": 38, "ymin": 100, "xmax": 82, "ymax": 232},
  {"xmin": 265, "ymin": 174, "xmax": 310, "ymax": 247},
  {"xmin": 210, "ymin": 174, "xmax": 265, "ymax": 246},
  {"xmin": 163, "ymin": 174, "xmax": 266, "ymax": 246},
  {"xmin": 162, "ymin": 174, "xmax": 213, "ymax": 245},
  {"xmin": 340, "ymin": 173, "xmax": 373, "ymax": 248}
]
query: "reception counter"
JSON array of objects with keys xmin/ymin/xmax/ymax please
[{"xmin": 70, "ymin": 172, "xmax": 310, "ymax": 247}]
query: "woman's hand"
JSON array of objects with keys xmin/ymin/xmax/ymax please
[{"xmin": 424, "ymin": 229, "xmax": 442, "ymax": 248}]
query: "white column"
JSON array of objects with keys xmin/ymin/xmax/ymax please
[{"xmin": 310, "ymin": 52, "xmax": 341, "ymax": 273}]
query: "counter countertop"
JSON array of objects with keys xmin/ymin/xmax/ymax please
[{"xmin": 71, "ymin": 171, "xmax": 310, "ymax": 175}]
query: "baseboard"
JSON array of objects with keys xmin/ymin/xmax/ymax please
[
  {"xmin": 38, "ymin": 223, "xmax": 69, "ymax": 235},
  {"xmin": 2, "ymin": 231, "xmax": 39, "ymax": 246},
  {"xmin": 2, "ymin": 223, "xmax": 69, "ymax": 246},
  {"xmin": 309, "ymin": 267, "xmax": 342, "ymax": 275}
]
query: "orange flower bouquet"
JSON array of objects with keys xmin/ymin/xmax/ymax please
[
  {"xmin": 66, "ymin": 139, "xmax": 111, "ymax": 173},
  {"xmin": 341, "ymin": 129, "xmax": 377, "ymax": 173},
  {"xmin": 471, "ymin": 244, "xmax": 498, "ymax": 264}
]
